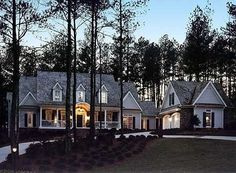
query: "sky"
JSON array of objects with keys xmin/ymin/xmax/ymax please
[
  {"xmin": 24, "ymin": 0, "xmax": 235, "ymax": 47},
  {"xmin": 134, "ymin": 0, "xmax": 235, "ymax": 44}
]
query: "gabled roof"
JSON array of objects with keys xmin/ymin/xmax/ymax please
[
  {"xmin": 19, "ymin": 92, "xmax": 37, "ymax": 106},
  {"xmin": 123, "ymin": 91, "xmax": 142, "ymax": 111},
  {"xmin": 19, "ymin": 76, "xmax": 37, "ymax": 103},
  {"xmin": 53, "ymin": 82, "xmax": 63, "ymax": 90},
  {"xmin": 99, "ymin": 84, "xmax": 108, "ymax": 91},
  {"xmin": 19, "ymin": 71, "xmax": 141, "ymax": 107},
  {"xmin": 77, "ymin": 84, "xmax": 85, "ymax": 91},
  {"xmin": 140, "ymin": 101, "xmax": 159, "ymax": 117},
  {"xmin": 170, "ymin": 81, "xmax": 231, "ymax": 107}
]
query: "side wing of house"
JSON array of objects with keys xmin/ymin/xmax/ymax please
[
  {"xmin": 123, "ymin": 91, "xmax": 142, "ymax": 129},
  {"xmin": 19, "ymin": 92, "xmax": 39, "ymax": 128},
  {"xmin": 193, "ymin": 82, "xmax": 226, "ymax": 128},
  {"xmin": 161, "ymin": 83, "xmax": 181, "ymax": 129}
]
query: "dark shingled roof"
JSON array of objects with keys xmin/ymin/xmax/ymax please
[
  {"xmin": 171, "ymin": 81, "xmax": 231, "ymax": 106},
  {"xmin": 140, "ymin": 101, "xmax": 159, "ymax": 117},
  {"xmin": 19, "ymin": 76, "xmax": 37, "ymax": 103},
  {"xmin": 19, "ymin": 71, "xmax": 142, "ymax": 108}
]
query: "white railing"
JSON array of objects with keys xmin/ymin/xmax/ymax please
[
  {"xmin": 42, "ymin": 120, "xmax": 66, "ymax": 128},
  {"xmin": 95, "ymin": 121, "xmax": 119, "ymax": 129}
]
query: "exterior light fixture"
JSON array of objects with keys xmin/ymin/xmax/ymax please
[{"xmin": 12, "ymin": 147, "xmax": 17, "ymax": 153}]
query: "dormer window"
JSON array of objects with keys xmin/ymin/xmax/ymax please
[
  {"xmin": 76, "ymin": 84, "xmax": 85, "ymax": 102},
  {"xmin": 99, "ymin": 85, "xmax": 108, "ymax": 104},
  {"xmin": 169, "ymin": 93, "xmax": 174, "ymax": 106},
  {"xmin": 53, "ymin": 82, "xmax": 62, "ymax": 102}
]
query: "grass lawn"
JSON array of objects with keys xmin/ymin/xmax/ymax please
[{"xmin": 86, "ymin": 138, "xmax": 236, "ymax": 173}]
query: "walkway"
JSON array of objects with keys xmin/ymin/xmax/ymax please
[
  {"xmin": 1, "ymin": 133, "xmax": 236, "ymax": 163},
  {"xmin": 163, "ymin": 135, "xmax": 236, "ymax": 141}
]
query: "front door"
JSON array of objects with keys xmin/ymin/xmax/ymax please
[
  {"xmin": 28, "ymin": 113, "xmax": 33, "ymax": 128},
  {"xmin": 77, "ymin": 115, "xmax": 83, "ymax": 127}
]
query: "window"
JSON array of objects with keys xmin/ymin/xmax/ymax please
[
  {"xmin": 76, "ymin": 84, "xmax": 86, "ymax": 102},
  {"xmin": 78, "ymin": 91, "xmax": 85, "ymax": 102},
  {"xmin": 112, "ymin": 112, "xmax": 118, "ymax": 121},
  {"xmin": 54, "ymin": 90, "xmax": 61, "ymax": 101},
  {"xmin": 99, "ymin": 85, "xmax": 108, "ymax": 103},
  {"xmin": 53, "ymin": 83, "xmax": 62, "ymax": 102},
  {"xmin": 24, "ymin": 113, "xmax": 35, "ymax": 128},
  {"xmin": 169, "ymin": 93, "xmax": 175, "ymax": 106},
  {"xmin": 203, "ymin": 110, "xmax": 215, "ymax": 128},
  {"xmin": 101, "ymin": 91, "xmax": 107, "ymax": 103},
  {"xmin": 123, "ymin": 116, "xmax": 133, "ymax": 129}
]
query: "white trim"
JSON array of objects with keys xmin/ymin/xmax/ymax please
[
  {"xmin": 210, "ymin": 82, "xmax": 227, "ymax": 107},
  {"xmin": 39, "ymin": 107, "xmax": 42, "ymax": 128},
  {"xmin": 19, "ymin": 92, "xmax": 37, "ymax": 106},
  {"xmin": 76, "ymin": 84, "xmax": 85, "ymax": 91},
  {"xmin": 101, "ymin": 84, "xmax": 108, "ymax": 91},
  {"xmin": 53, "ymin": 82, "xmax": 63, "ymax": 89},
  {"xmin": 104, "ymin": 109, "xmax": 107, "ymax": 128},
  {"xmin": 193, "ymin": 81, "xmax": 227, "ymax": 107},
  {"xmin": 123, "ymin": 91, "xmax": 143, "ymax": 111}
]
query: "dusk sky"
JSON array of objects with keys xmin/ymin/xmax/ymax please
[
  {"xmin": 24, "ymin": 0, "xmax": 235, "ymax": 46},
  {"xmin": 135, "ymin": 0, "xmax": 235, "ymax": 44}
]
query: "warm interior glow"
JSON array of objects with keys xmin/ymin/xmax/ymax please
[{"xmin": 54, "ymin": 116, "xmax": 58, "ymax": 123}]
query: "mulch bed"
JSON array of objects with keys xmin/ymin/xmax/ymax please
[{"xmin": 0, "ymin": 135, "xmax": 157, "ymax": 173}]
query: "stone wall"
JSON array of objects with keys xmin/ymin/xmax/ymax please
[{"xmin": 180, "ymin": 108, "xmax": 193, "ymax": 129}]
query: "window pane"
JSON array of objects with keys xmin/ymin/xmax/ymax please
[
  {"xmin": 106, "ymin": 112, "xmax": 112, "ymax": 121},
  {"xmin": 112, "ymin": 112, "xmax": 118, "ymax": 121}
]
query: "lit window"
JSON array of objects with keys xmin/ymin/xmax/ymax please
[
  {"xmin": 99, "ymin": 85, "xmax": 108, "ymax": 103},
  {"xmin": 123, "ymin": 116, "xmax": 133, "ymax": 129},
  {"xmin": 101, "ymin": 91, "xmax": 107, "ymax": 103}
]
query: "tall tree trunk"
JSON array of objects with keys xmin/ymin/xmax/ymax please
[
  {"xmin": 10, "ymin": 0, "xmax": 20, "ymax": 170},
  {"xmin": 99, "ymin": 45, "xmax": 102, "ymax": 130},
  {"xmin": 65, "ymin": 0, "xmax": 72, "ymax": 153},
  {"xmin": 72, "ymin": 0, "xmax": 77, "ymax": 142},
  {"xmin": 119, "ymin": 0, "xmax": 124, "ymax": 136},
  {"xmin": 89, "ymin": 0, "xmax": 96, "ymax": 139}
]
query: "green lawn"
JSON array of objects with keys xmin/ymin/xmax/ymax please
[{"xmin": 86, "ymin": 138, "xmax": 236, "ymax": 173}]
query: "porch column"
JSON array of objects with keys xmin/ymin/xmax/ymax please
[
  {"xmin": 39, "ymin": 107, "xmax": 42, "ymax": 128},
  {"xmin": 104, "ymin": 109, "xmax": 107, "ymax": 128},
  {"xmin": 56, "ymin": 109, "xmax": 59, "ymax": 127}
]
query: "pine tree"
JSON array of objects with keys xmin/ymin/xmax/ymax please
[{"xmin": 183, "ymin": 6, "xmax": 214, "ymax": 82}]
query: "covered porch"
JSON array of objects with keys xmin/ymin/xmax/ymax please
[
  {"xmin": 160, "ymin": 108, "xmax": 181, "ymax": 129},
  {"xmin": 39, "ymin": 103, "xmax": 120, "ymax": 129}
]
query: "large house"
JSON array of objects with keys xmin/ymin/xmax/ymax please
[
  {"xmin": 18, "ymin": 71, "xmax": 158, "ymax": 130},
  {"xmin": 160, "ymin": 81, "xmax": 232, "ymax": 129}
]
